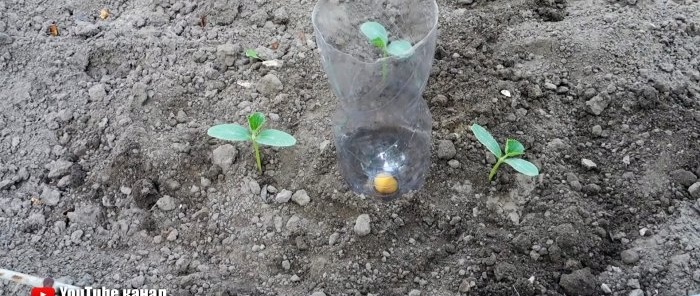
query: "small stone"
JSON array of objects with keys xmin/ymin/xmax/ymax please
[
  {"xmin": 581, "ymin": 159, "xmax": 597, "ymax": 170},
  {"xmin": 621, "ymin": 249, "xmax": 640, "ymax": 264},
  {"xmin": 248, "ymin": 180, "xmax": 261, "ymax": 195},
  {"xmin": 328, "ymin": 232, "xmax": 340, "ymax": 245},
  {"xmin": 167, "ymin": 229, "xmax": 179, "ymax": 241},
  {"xmin": 282, "ymin": 260, "xmax": 291, "ymax": 270},
  {"xmin": 88, "ymin": 84, "xmax": 107, "ymax": 102},
  {"xmin": 659, "ymin": 63, "xmax": 674, "ymax": 73},
  {"xmin": 627, "ymin": 278, "xmax": 640, "ymax": 289},
  {"xmin": 559, "ymin": 268, "xmax": 596, "ymax": 296},
  {"xmin": 628, "ymin": 289, "xmax": 644, "ymax": 296},
  {"xmin": 0, "ymin": 32, "xmax": 13, "ymax": 45},
  {"xmin": 592, "ymin": 125, "xmax": 603, "ymax": 136},
  {"xmin": 41, "ymin": 187, "xmax": 61, "ymax": 206},
  {"xmin": 582, "ymin": 183, "xmax": 601, "ymax": 194},
  {"xmin": 131, "ymin": 275, "xmax": 145, "ymax": 288},
  {"xmin": 437, "ymin": 140, "xmax": 457, "ymax": 159},
  {"xmin": 354, "ymin": 214, "xmax": 371, "ymax": 236},
  {"xmin": 291, "ymin": 189, "xmax": 311, "ymax": 206},
  {"xmin": 290, "ymin": 274, "xmax": 300, "ymax": 282},
  {"xmin": 256, "ymin": 74, "xmax": 283, "ymax": 97},
  {"xmin": 692, "ymin": 269, "xmax": 700, "ymax": 282},
  {"xmin": 46, "ymin": 160, "xmax": 73, "ymax": 179},
  {"xmin": 690, "ymin": 182, "xmax": 700, "ymax": 199},
  {"xmin": 216, "ymin": 43, "xmax": 240, "ymax": 67},
  {"xmin": 431, "ymin": 94, "xmax": 448, "ymax": 106},
  {"xmin": 156, "ymin": 195, "xmax": 177, "ymax": 211},
  {"xmin": 71, "ymin": 229, "xmax": 83, "ymax": 242},
  {"xmin": 669, "ymin": 169, "xmax": 697, "ymax": 187},
  {"xmin": 544, "ymin": 82, "xmax": 557, "ymax": 90},
  {"xmin": 286, "ymin": 215, "xmax": 301, "ymax": 232},
  {"xmin": 448, "ymin": 159, "xmax": 460, "ymax": 168},
  {"xmin": 601, "ymin": 283, "xmax": 612, "ymax": 294},
  {"xmin": 0, "ymin": 180, "xmax": 14, "ymax": 190},
  {"xmin": 458, "ymin": 279, "xmax": 473, "ymax": 292},
  {"xmin": 311, "ymin": 292, "xmax": 326, "ymax": 296},
  {"xmin": 408, "ymin": 290, "xmax": 421, "ymax": 296},
  {"xmin": 212, "ymin": 144, "xmax": 237, "ymax": 170},
  {"xmin": 275, "ymin": 189, "xmax": 293, "ymax": 203},
  {"xmin": 75, "ymin": 21, "xmax": 100, "ymax": 38},
  {"xmin": 585, "ymin": 95, "xmax": 610, "ymax": 116}
]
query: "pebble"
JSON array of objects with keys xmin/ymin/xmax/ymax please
[
  {"xmin": 156, "ymin": 195, "xmax": 177, "ymax": 211},
  {"xmin": 167, "ymin": 229, "xmax": 179, "ymax": 241},
  {"xmin": 544, "ymin": 82, "xmax": 557, "ymax": 90},
  {"xmin": 669, "ymin": 169, "xmax": 697, "ymax": 187},
  {"xmin": 0, "ymin": 180, "xmax": 14, "ymax": 190},
  {"xmin": 585, "ymin": 95, "xmax": 609, "ymax": 116},
  {"xmin": 687, "ymin": 182, "xmax": 700, "ymax": 199},
  {"xmin": 628, "ymin": 289, "xmax": 644, "ymax": 296},
  {"xmin": 286, "ymin": 215, "xmax": 301, "ymax": 232},
  {"xmin": 88, "ymin": 84, "xmax": 107, "ymax": 102},
  {"xmin": 447, "ymin": 159, "xmax": 460, "ymax": 168},
  {"xmin": 693, "ymin": 269, "xmax": 700, "ymax": 282},
  {"xmin": 0, "ymin": 32, "xmax": 13, "ymax": 44},
  {"xmin": 46, "ymin": 160, "xmax": 73, "ymax": 179},
  {"xmin": 627, "ymin": 278, "xmax": 640, "ymax": 289},
  {"xmin": 71, "ymin": 229, "xmax": 83, "ymax": 242},
  {"xmin": 581, "ymin": 159, "xmax": 597, "ymax": 170},
  {"xmin": 437, "ymin": 140, "xmax": 457, "ymax": 159},
  {"xmin": 131, "ymin": 275, "xmax": 145, "ymax": 288},
  {"xmin": 328, "ymin": 232, "xmax": 340, "ymax": 245},
  {"xmin": 354, "ymin": 214, "xmax": 371, "ymax": 236},
  {"xmin": 592, "ymin": 125, "xmax": 603, "ymax": 136},
  {"xmin": 601, "ymin": 283, "xmax": 612, "ymax": 294},
  {"xmin": 290, "ymin": 275, "xmax": 300, "ymax": 282},
  {"xmin": 282, "ymin": 260, "xmax": 291, "ymax": 270},
  {"xmin": 311, "ymin": 292, "xmax": 326, "ymax": 296},
  {"xmin": 291, "ymin": 189, "xmax": 311, "ymax": 206},
  {"xmin": 41, "ymin": 187, "xmax": 61, "ymax": 206},
  {"xmin": 275, "ymin": 189, "xmax": 293, "ymax": 203},
  {"xmin": 256, "ymin": 74, "xmax": 283, "ymax": 97},
  {"xmin": 408, "ymin": 290, "xmax": 421, "ymax": 296},
  {"xmin": 559, "ymin": 268, "xmax": 596, "ymax": 296},
  {"xmin": 621, "ymin": 249, "xmax": 640, "ymax": 264},
  {"xmin": 458, "ymin": 278, "xmax": 474, "ymax": 292},
  {"xmin": 212, "ymin": 144, "xmax": 237, "ymax": 170}
]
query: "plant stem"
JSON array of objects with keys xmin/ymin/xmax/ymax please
[
  {"xmin": 489, "ymin": 157, "xmax": 505, "ymax": 181},
  {"xmin": 253, "ymin": 141, "xmax": 262, "ymax": 173}
]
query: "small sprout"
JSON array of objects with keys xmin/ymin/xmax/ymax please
[
  {"xmin": 360, "ymin": 21, "xmax": 413, "ymax": 58},
  {"xmin": 99, "ymin": 8, "xmax": 110, "ymax": 20},
  {"xmin": 208, "ymin": 112, "xmax": 296, "ymax": 173},
  {"xmin": 470, "ymin": 124, "xmax": 539, "ymax": 181},
  {"xmin": 245, "ymin": 49, "xmax": 261, "ymax": 61}
]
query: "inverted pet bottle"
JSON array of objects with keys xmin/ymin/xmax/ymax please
[{"xmin": 312, "ymin": 0, "xmax": 439, "ymax": 200}]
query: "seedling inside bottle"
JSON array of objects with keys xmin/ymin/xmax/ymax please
[
  {"xmin": 360, "ymin": 21, "xmax": 413, "ymax": 79},
  {"xmin": 208, "ymin": 112, "xmax": 296, "ymax": 173},
  {"xmin": 245, "ymin": 49, "xmax": 261, "ymax": 61},
  {"xmin": 470, "ymin": 124, "xmax": 539, "ymax": 181}
]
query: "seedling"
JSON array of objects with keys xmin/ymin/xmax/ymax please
[
  {"xmin": 360, "ymin": 21, "xmax": 413, "ymax": 78},
  {"xmin": 208, "ymin": 112, "xmax": 296, "ymax": 173},
  {"xmin": 470, "ymin": 124, "xmax": 539, "ymax": 181},
  {"xmin": 245, "ymin": 49, "xmax": 261, "ymax": 61}
]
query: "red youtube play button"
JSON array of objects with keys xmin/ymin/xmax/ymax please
[{"xmin": 31, "ymin": 287, "xmax": 55, "ymax": 296}]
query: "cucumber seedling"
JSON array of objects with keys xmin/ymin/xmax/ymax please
[
  {"xmin": 360, "ymin": 21, "xmax": 413, "ymax": 79},
  {"xmin": 208, "ymin": 112, "xmax": 296, "ymax": 173},
  {"xmin": 245, "ymin": 49, "xmax": 261, "ymax": 61},
  {"xmin": 470, "ymin": 124, "xmax": 539, "ymax": 181}
]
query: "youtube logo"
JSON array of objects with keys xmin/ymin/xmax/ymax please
[{"xmin": 31, "ymin": 287, "xmax": 55, "ymax": 296}]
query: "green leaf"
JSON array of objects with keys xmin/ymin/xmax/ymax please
[
  {"xmin": 256, "ymin": 129, "xmax": 297, "ymax": 147},
  {"xmin": 360, "ymin": 21, "xmax": 388, "ymax": 48},
  {"xmin": 386, "ymin": 40, "xmax": 413, "ymax": 58},
  {"xmin": 207, "ymin": 124, "xmax": 251, "ymax": 142},
  {"xmin": 248, "ymin": 112, "xmax": 266, "ymax": 132},
  {"xmin": 470, "ymin": 124, "xmax": 503, "ymax": 158},
  {"xmin": 503, "ymin": 158, "xmax": 539, "ymax": 177},
  {"xmin": 245, "ymin": 49, "xmax": 260, "ymax": 60},
  {"xmin": 505, "ymin": 139, "xmax": 525, "ymax": 156}
]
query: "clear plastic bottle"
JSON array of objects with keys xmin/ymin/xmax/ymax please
[{"xmin": 312, "ymin": 0, "xmax": 439, "ymax": 200}]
